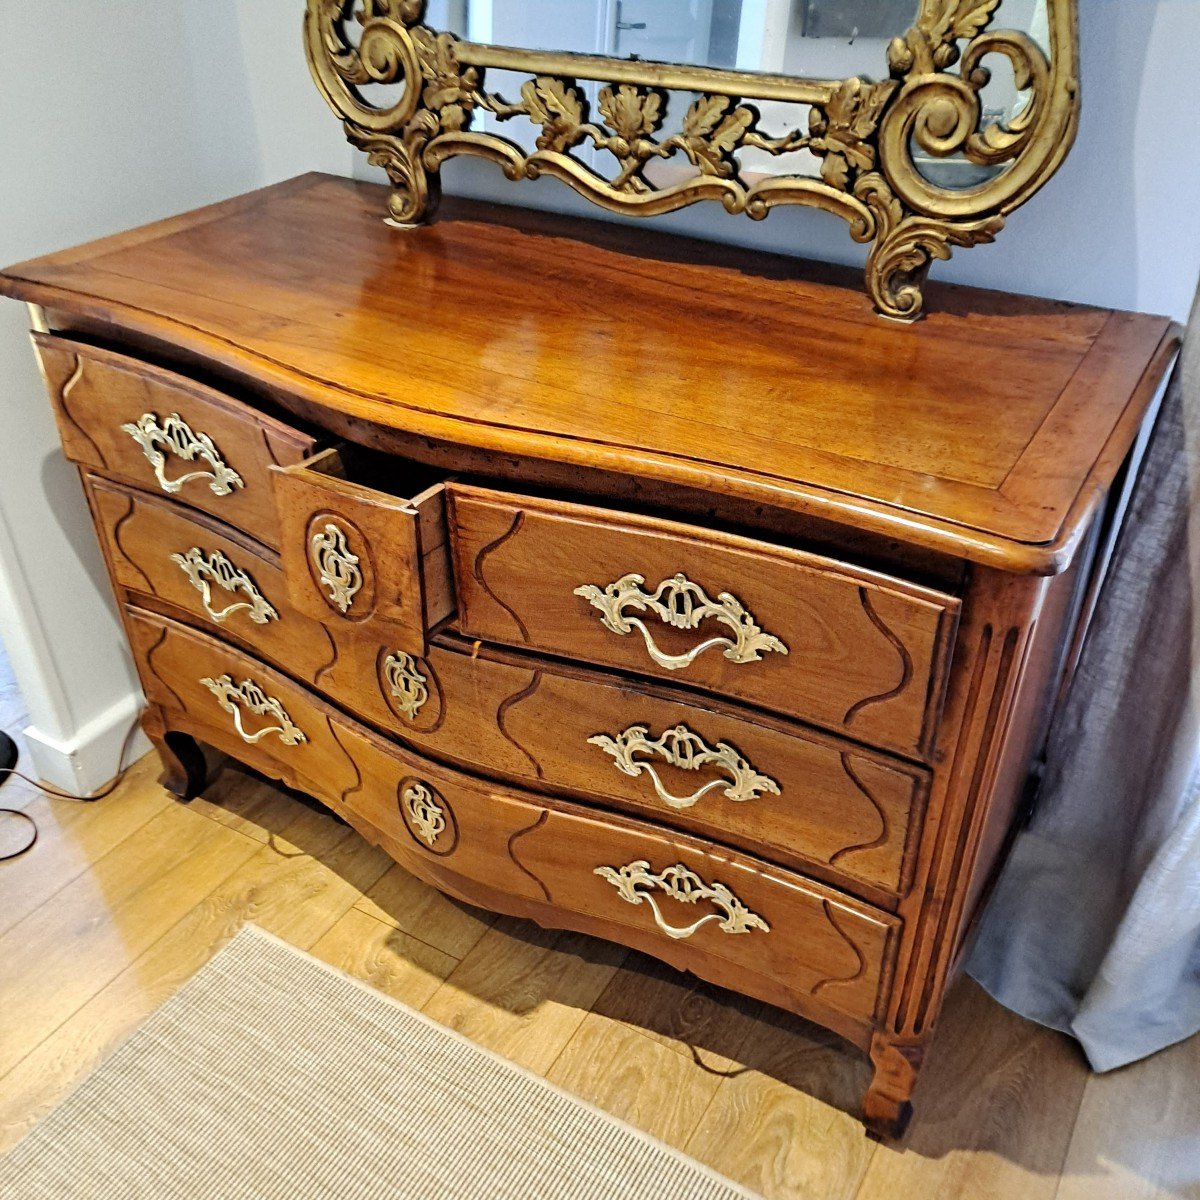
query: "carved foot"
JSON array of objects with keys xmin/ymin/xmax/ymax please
[
  {"xmin": 343, "ymin": 127, "xmax": 442, "ymax": 229},
  {"xmin": 862, "ymin": 1032, "xmax": 925, "ymax": 1141},
  {"xmin": 142, "ymin": 706, "xmax": 207, "ymax": 801}
]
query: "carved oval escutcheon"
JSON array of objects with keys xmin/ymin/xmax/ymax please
[
  {"xmin": 303, "ymin": 511, "xmax": 377, "ymax": 619},
  {"xmin": 377, "ymin": 646, "xmax": 444, "ymax": 733},
  {"xmin": 398, "ymin": 776, "xmax": 458, "ymax": 857}
]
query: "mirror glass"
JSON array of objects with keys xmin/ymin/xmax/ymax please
[
  {"xmin": 424, "ymin": 1, "xmax": 1051, "ymax": 187},
  {"xmin": 426, "ymin": 1, "xmax": 1048, "ymax": 78}
]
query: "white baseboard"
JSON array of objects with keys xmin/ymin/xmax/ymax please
[{"xmin": 21, "ymin": 688, "xmax": 152, "ymax": 796}]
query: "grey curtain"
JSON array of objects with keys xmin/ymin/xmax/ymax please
[{"xmin": 968, "ymin": 283, "xmax": 1200, "ymax": 1072}]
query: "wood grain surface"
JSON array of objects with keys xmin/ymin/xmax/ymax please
[
  {"xmin": 7, "ymin": 170, "xmax": 1183, "ymax": 1147},
  {"xmin": 271, "ymin": 446, "xmax": 453, "ymax": 650},
  {"xmin": 84, "ymin": 480, "xmax": 930, "ymax": 901},
  {"xmin": 450, "ymin": 484, "xmax": 959, "ymax": 759},
  {"xmin": 1, "ymin": 174, "xmax": 1178, "ymax": 571},
  {"xmin": 125, "ymin": 607, "xmax": 900, "ymax": 1043},
  {"xmin": 390, "ymin": 637, "xmax": 930, "ymax": 904},
  {"xmin": 35, "ymin": 332, "xmax": 315, "ymax": 546}
]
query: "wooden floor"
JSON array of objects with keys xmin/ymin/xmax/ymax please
[{"xmin": 0, "ymin": 752, "xmax": 1196, "ymax": 1200}]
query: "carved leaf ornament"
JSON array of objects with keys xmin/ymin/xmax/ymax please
[{"xmin": 305, "ymin": 0, "xmax": 1079, "ymax": 320}]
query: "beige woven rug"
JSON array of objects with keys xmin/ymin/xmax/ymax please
[{"xmin": 0, "ymin": 924, "xmax": 759, "ymax": 1199}]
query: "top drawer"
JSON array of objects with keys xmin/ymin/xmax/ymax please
[
  {"xmin": 34, "ymin": 334, "xmax": 317, "ymax": 546},
  {"xmin": 449, "ymin": 486, "xmax": 959, "ymax": 760}
]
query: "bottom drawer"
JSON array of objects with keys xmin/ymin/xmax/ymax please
[{"xmin": 128, "ymin": 608, "xmax": 899, "ymax": 1041}]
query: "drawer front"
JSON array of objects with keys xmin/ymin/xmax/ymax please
[
  {"xmin": 271, "ymin": 448, "xmax": 453, "ymax": 655},
  {"xmin": 86, "ymin": 475, "xmax": 338, "ymax": 686},
  {"xmin": 128, "ymin": 607, "xmax": 364, "ymax": 807},
  {"xmin": 378, "ymin": 640, "xmax": 926, "ymax": 901},
  {"xmin": 35, "ymin": 334, "xmax": 315, "ymax": 545},
  {"xmin": 86, "ymin": 474, "xmax": 427, "ymax": 736},
  {"xmin": 128, "ymin": 609, "xmax": 898, "ymax": 1034},
  {"xmin": 449, "ymin": 487, "xmax": 959, "ymax": 759}
]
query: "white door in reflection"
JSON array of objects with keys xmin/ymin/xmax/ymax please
[
  {"xmin": 613, "ymin": 0, "xmax": 716, "ymax": 66},
  {"xmin": 483, "ymin": 0, "xmax": 609, "ymax": 56}
]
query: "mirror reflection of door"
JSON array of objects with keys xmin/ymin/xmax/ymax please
[
  {"xmin": 613, "ymin": 0, "xmax": 716, "ymax": 66},
  {"xmin": 421, "ymin": 0, "xmax": 1038, "ymax": 187},
  {"xmin": 484, "ymin": 0, "xmax": 610, "ymax": 56}
]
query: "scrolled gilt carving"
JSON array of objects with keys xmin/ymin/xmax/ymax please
[
  {"xmin": 121, "ymin": 412, "xmax": 244, "ymax": 497},
  {"xmin": 588, "ymin": 723, "xmax": 780, "ymax": 811},
  {"xmin": 310, "ymin": 522, "xmax": 363, "ymax": 614},
  {"xmin": 401, "ymin": 780, "xmax": 446, "ymax": 847},
  {"xmin": 594, "ymin": 859, "xmax": 770, "ymax": 941},
  {"xmin": 304, "ymin": 0, "xmax": 1078, "ymax": 320}
]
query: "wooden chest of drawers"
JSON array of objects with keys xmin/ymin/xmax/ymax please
[{"xmin": 1, "ymin": 175, "xmax": 1178, "ymax": 1139}]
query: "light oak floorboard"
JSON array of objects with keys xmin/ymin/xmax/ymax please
[
  {"xmin": 309, "ymin": 906, "xmax": 459, "ymax": 1011},
  {"xmin": 857, "ymin": 978, "xmax": 1091, "ymax": 1200},
  {"xmin": 0, "ymin": 799, "xmax": 259, "ymax": 1078},
  {"xmin": 686, "ymin": 1008, "xmax": 877, "ymax": 1200},
  {"xmin": 420, "ymin": 917, "xmax": 627, "ymax": 1074},
  {"xmin": 546, "ymin": 1013, "xmax": 724, "ymax": 1146},
  {"xmin": 355, "ymin": 861, "xmax": 494, "ymax": 960},
  {"xmin": 586, "ymin": 949, "xmax": 767, "ymax": 1074},
  {"xmin": 0, "ymin": 756, "xmax": 171, "ymax": 936},
  {"xmin": 0, "ymin": 794, "xmax": 391, "ymax": 1150},
  {"xmin": 184, "ymin": 762, "xmax": 309, "ymax": 845},
  {"xmin": 1055, "ymin": 1032, "xmax": 1200, "ymax": 1200},
  {"xmin": 1, "ymin": 752, "xmax": 1195, "ymax": 1200}
]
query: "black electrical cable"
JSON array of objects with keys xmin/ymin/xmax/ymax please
[
  {"xmin": 0, "ymin": 715, "xmax": 144, "ymax": 863},
  {"xmin": 0, "ymin": 731, "xmax": 37, "ymax": 862}
]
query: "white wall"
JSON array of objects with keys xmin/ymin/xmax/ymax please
[
  {"xmin": 375, "ymin": 0, "xmax": 1200, "ymax": 321},
  {"xmin": 0, "ymin": 0, "xmax": 350, "ymax": 791}
]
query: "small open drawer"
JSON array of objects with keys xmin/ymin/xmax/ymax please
[{"xmin": 270, "ymin": 446, "xmax": 453, "ymax": 653}]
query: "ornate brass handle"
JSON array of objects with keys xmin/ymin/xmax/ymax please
[
  {"xmin": 310, "ymin": 522, "xmax": 362, "ymax": 614},
  {"xmin": 121, "ymin": 412, "xmax": 244, "ymax": 497},
  {"xmin": 573, "ymin": 573, "xmax": 788, "ymax": 672},
  {"xmin": 588, "ymin": 723, "xmax": 780, "ymax": 810},
  {"xmin": 199, "ymin": 674, "xmax": 307, "ymax": 746},
  {"xmin": 171, "ymin": 548, "xmax": 279, "ymax": 627},
  {"xmin": 594, "ymin": 860, "xmax": 769, "ymax": 941}
]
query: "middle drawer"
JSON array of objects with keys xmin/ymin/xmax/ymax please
[
  {"xmin": 449, "ymin": 485, "xmax": 960, "ymax": 761},
  {"xmin": 398, "ymin": 640, "xmax": 929, "ymax": 904},
  {"xmin": 270, "ymin": 446, "xmax": 453, "ymax": 654}
]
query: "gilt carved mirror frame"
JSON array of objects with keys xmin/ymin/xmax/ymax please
[{"xmin": 304, "ymin": 0, "xmax": 1080, "ymax": 321}]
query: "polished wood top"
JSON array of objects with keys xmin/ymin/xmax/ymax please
[{"xmin": 0, "ymin": 173, "xmax": 1177, "ymax": 573}]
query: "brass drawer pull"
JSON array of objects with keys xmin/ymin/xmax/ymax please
[
  {"xmin": 382, "ymin": 652, "xmax": 429, "ymax": 720},
  {"xmin": 310, "ymin": 521, "xmax": 362, "ymax": 614},
  {"xmin": 588, "ymin": 723, "xmax": 780, "ymax": 810},
  {"xmin": 401, "ymin": 781, "xmax": 446, "ymax": 847},
  {"xmin": 199, "ymin": 674, "xmax": 307, "ymax": 746},
  {"xmin": 171, "ymin": 547, "xmax": 279, "ymax": 626},
  {"xmin": 574, "ymin": 572, "xmax": 788, "ymax": 671},
  {"xmin": 595, "ymin": 860, "xmax": 769, "ymax": 940},
  {"xmin": 121, "ymin": 412, "xmax": 244, "ymax": 497}
]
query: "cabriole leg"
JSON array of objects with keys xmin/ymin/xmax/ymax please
[
  {"xmin": 141, "ymin": 705, "xmax": 207, "ymax": 801},
  {"xmin": 863, "ymin": 1032, "xmax": 925, "ymax": 1141}
]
